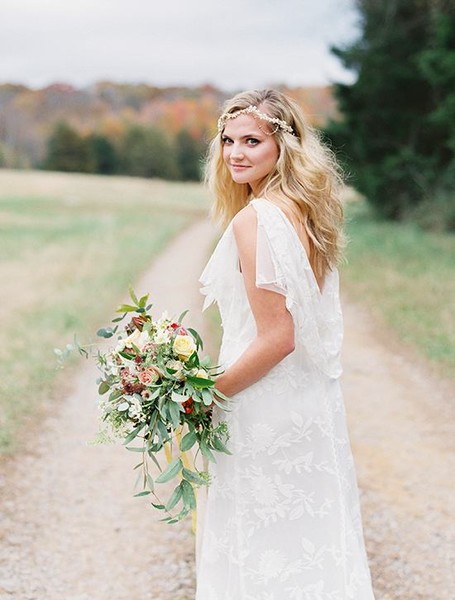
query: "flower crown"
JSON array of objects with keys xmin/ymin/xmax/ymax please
[{"xmin": 217, "ymin": 105, "xmax": 295, "ymax": 136}]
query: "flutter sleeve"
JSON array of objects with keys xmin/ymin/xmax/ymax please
[
  {"xmin": 251, "ymin": 199, "xmax": 343, "ymax": 379},
  {"xmin": 199, "ymin": 223, "xmax": 239, "ymax": 311}
]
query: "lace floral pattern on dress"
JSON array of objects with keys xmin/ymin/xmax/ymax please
[{"xmin": 196, "ymin": 199, "xmax": 375, "ymax": 600}]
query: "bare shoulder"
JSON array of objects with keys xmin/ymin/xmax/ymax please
[{"xmin": 232, "ymin": 204, "xmax": 257, "ymax": 237}]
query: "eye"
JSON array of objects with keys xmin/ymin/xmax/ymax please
[
  {"xmin": 221, "ymin": 135, "xmax": 233, "ymax": 145},
  {"xmin": 246, "ymin": 138, "xmax": 260, "ymax": 146}
]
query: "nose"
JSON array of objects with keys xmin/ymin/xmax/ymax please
[{"xmin": 230, "ymin": 142, "xmax": 244, "ymax": 161}]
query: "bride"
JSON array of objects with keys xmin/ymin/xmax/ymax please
[{"xmin": 196, "ymin": 89, "xmax": 375, "ymax": 599}]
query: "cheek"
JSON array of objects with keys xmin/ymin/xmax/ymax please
[
  {"xmin": 222, "ymin": 145, "xmax": 230, "ymax": 162},
  {"xmin": 261, "ymin": 145, "xmax": 279, "ymax": 169}
]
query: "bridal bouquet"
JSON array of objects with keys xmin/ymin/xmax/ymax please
[{"xmin": 58, "ymin": 287, "xmax": 231, "ymax": 524}]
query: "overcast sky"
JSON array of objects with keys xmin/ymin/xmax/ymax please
[{"xmin": 1, "ymin": 0, "xmax": 360, "ymax": 90}]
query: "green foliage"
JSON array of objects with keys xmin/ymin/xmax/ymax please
[
  {"xmin": 117, "ymin": 125, "xmax": 179, "ymax": 180},
  {"xmin": 328, "ymin": 0, "xmax": 455, "ymax": 228},
  {"xmin": 86, "ymin": 133, "xmax": 118, "ymax": 174},
  {"xmin": 175, "ymin": 129, "xmax": 205, "ymax": 181},
  {"xmin": 0, "ymin": 173, "xmax": 209, "ymax": 453},
  {"xmin": 343, "ymin": 200, "xmax": 455, "ymax": 376},
  {"xmin": 44, "ymin": 121, "xmax": 95, "ymax": 173}
]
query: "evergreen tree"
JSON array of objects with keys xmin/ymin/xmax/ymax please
[
  {"xmin": 86, "ymin": 133, "xmax": 118, "ymax": 174},
  {"xmin": 175, "ymin": 129, "xmax": 205, "ymax": 181},
  {"xmin": 44, "ymin": 122, "xmax": 95, "ymax": 173},
  {"xmin": 419, "ymin": 7, "xmax": 455, "ymax": 183},
  {"xmin": 118, "ymin": 125, "xmax": 179, "ymax": 180},
  {"xmin": 328, "ymin": 0, "xmax": 455, "ymax": 222}
]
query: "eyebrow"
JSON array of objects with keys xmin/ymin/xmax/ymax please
[{"xmin": 222, "ymin": 132, "xmax": 263, "ymax": 139}]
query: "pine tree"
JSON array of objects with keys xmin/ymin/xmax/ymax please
[
  {"xmin": 118, "ymin": 125, "xmax": 179, "ymax": 180},
  {"xmin": 328, "ymin": 0, "xmax": 455, "ymax": 223},
  {"xmin": 44, "ymin": 122, "xmax": 95, "ymax": 173},
  {"xmin": 86, "ymin": 134, "xmax": 118, "ymax": 174},
  {"xmin": 175, "ymin": 130, "xmax": 205, "ymax": 181}
]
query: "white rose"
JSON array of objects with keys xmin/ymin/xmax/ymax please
[
  {"xmin": 166, "ymin": 360, "xmax": 185, "ymax": 380},
  {"xmin": 173, "ymin": 334, "xmax": 196, "ymax": 361},
  {"xmin": 126, "ymin": 329, "xmax": 149, "ymax": 349},
  {"xmin": 154, "ymin": 329, "xmax": 171, "ymax": 345}
]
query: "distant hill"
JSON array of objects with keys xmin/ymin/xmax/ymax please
[{"xmin": 0, "ymin": 82, "xmax": 337, "ymax": 168}]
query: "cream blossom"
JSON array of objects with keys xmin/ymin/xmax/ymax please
[
  {"xmin": 115, "ymin": 328, "xmax": 149, "ymax": 353},
  {"xmin": 166, "ymin": 359, "xmax": 185, "ymax": 380},
  {"xmin": 173, "ymin": 334, "xmax": 196, "ymax": 361},
  {"xmin": 154, "ymin": 328, "xmax": 171, "ymax": 345}
]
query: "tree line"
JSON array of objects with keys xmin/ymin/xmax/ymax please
[
  {"xmin": 43, "ymin": 121, "xmax": 206, "ymax": 181},
  {"xmin": 327, "ymin": 0, "xmax": 455, "ymax": 231}
]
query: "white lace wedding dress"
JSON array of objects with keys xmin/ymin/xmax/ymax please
[{"xmin": 196, "ymin": 199, "xmax": 375, "ymax": 600}]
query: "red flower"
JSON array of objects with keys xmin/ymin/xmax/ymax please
[{"xmin": 182, "ymin": 397, "xmax": 194, "ymax": 414}]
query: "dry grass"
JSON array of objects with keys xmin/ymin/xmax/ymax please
[{"xmin": 0, "ymin": 169, "xmax": 209, "ymax": 453}]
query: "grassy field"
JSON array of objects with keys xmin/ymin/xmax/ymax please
[
  {"xmin": 342, "ymin": 200, "xmax": 455, "ymax": 378},
  {"xmin": 0, "ymin": 169, "xmax": 209, "ymax": 453},
  {"xmin": 1, "ymin": 170, "xmax": 453, "ymax": 453}
]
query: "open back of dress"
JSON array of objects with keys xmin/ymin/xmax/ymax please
[{"xmin": 196, "ymin": 199, "xmax": 375, "ymax": 600}]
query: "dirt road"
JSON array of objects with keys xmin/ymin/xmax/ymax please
[{"xmin": 0, "ymin": 219, "xmax": 453, "ymax": 599}]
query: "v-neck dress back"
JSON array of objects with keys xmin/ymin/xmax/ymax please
[{"xmin": 196, "ymin": 199, "xmax": 375, "ymax": 600}]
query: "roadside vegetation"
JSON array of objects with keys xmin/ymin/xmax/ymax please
[
  {"xmin": 0, "ymin": 170, "xmax": 209, "ymax": 453},
  {"xmin": 1, "ymin": 169, "xmax": 453, "ymax": 455},
  {"xmin": 342, "ymin": 199, "xmax": 455, "ymax": 378}
]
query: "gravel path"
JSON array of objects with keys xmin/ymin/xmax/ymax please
[
  {"xmin": 0, "ymin": 218, "xmax": 453, "ymax": 599},
  {"xmin": 0, "ymin": 219, "xmax": 213, "ymax": 600}
]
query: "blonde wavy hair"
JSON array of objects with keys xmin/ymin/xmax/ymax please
[{"xmin": 205, "ymin": 89, "xmax": 345, "ymax": 281}]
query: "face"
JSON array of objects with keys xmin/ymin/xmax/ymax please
[{"xmin": 221, "ymin": 113, "xmax": 279, "ymax": 195}]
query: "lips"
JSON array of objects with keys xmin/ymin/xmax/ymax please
[{"xmin": 230, "ymin": 164, "xmax": 251, "ymax": 170}]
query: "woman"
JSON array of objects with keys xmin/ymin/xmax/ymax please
[{"xmin": 196, "ymin": 89, "xmax": 375, "ymax": 599}]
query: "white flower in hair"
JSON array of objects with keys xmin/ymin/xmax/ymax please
[{"xmin": 217, "ymin": 105, "xmax": 295, "ymax": 136}]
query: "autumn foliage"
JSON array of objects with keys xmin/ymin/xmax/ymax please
[{"xmin": 0, "ymin": 82, "xmax": 337, "ymax": 180}]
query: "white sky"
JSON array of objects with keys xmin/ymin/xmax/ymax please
[{"xmin": 1, "ymin": 0, "xmax": 360, "ymax": 90}]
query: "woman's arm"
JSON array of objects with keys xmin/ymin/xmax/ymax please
[{"xmin": 214, "ymin": 205, "xmax": 295, "ymax": 398}]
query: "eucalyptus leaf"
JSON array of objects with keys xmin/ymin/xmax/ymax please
[
  {"xmin": 212, "ymin": 436, "xmax": 232, "ymax": 455},
  {"xmin": 123, "ymin": 422, "xmax": 145, "ymax": 445},
  {"xmin": 165, "ymin": 482, "xmax": 183, "ymax": 511},
  {"xmin": 182, "ymin": 467, "xmax": 206, "ymax": 485},
  {"xmin": 168, "ymin": 400, "xmax": 182, "ymax": 429},
  {"xmin": 180, "ymin": 430, "xmax": 197, "ymax": 451},
  {"xmin": 98, "ymin": 381, "xmax": 110, "ymax": 395},
  {"xmin": 213, "ymin": 388, "xmax": 230, "ymax": 402},
  {"xmin": 171, "ymin": 390, "xmax": 189, "ymax": 404},
  {"xmin": 147, "ymin": 449, "xmax": 162, "ymax": 471},
  {"xmin": 200, "ymin": 439, "xmax": 216, "ymax": 463},
  {"xmin": 177, "ymin": 309, "xmax": 189, "ymax": 323},
  {"xmin": 134, "ymin": 490, "xmax": 151, "ymax": 497},
  {"xmin": 187, "ymin": 327, "xmax": 204, "ymax": 351},
  {"xmin": 181, "ymin": 479, "xmax": 196, "ymax": 510},
  {"xmin": 155, "ymin": 457, "xmax": 182, "ymax": 483},
  {"xmin": 187, "ymin": 375, "xmax": 215, "ymax": 389},
  {"xmin": 97, "ymin": 327, "xmax": 115, "ymax": 338}
]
